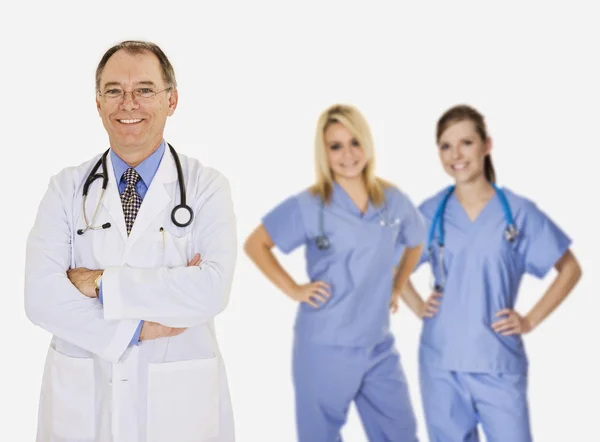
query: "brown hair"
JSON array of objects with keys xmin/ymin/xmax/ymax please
[
  {"xmin": 436, "ymin": 104, "xmax": 496, "ymax": 183},
  {"xmin": 95, "ymin": 40, "xmax": 177, "ymax": 92}
]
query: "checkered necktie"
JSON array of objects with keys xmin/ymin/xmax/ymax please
[{"xmin": 120, "ymin": 168, "xmax": 143, "ymax": 235}]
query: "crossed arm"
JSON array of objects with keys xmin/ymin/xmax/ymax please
[
  {"xmin": 66, "ymin": 253, "xmax": 203, "ymax": 341},
  {"xmin": 25, "ymin": 172, "xmax": 237, "ymax": 363}
]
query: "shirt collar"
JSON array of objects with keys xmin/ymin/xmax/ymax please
[{"xmin": 110, "ymin": 139, "xmax": 166, "ymax": 186}]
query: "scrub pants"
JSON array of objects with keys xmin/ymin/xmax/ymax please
[
  {"xmin": 292, "ymin": 333, "xmax": 418, "ymax": 442},
  {"xmin": 419, "ymin": 364, "xmax": 532, "ymax": 442}
]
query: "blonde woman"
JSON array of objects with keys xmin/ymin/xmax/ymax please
[{"xmin": 245, "ymin": 104, "xmax": 424, "ymax": 441}]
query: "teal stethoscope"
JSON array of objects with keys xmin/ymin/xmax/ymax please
[{"xmin": 428, "ymin": 183, "xmax": 518, "ymax": 292}]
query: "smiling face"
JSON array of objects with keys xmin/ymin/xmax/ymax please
[
  {"xmin": 437, "ymin": 119, "xmax": 492, "ymax": 184},
  {"xmin": 96, "ymin": 49, "xmax": 178, "ymax": 154},
  {"xmin": 324, "ymin": 122, "xmax": 368, "ymax": 181}
]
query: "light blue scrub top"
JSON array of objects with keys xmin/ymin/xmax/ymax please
[
  {"xmin": 415, "ymin": 187, "xmax": 572, "ymax": 373},
  {"xmin": 262, "ymin": 182, "xmax": 425, "ymax": 347}
]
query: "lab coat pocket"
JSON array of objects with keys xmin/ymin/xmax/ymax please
[
  {"xmin": 48, "ymin": 346, "xmax": 95, "ymax": 439},
  {"xmin": 147, "ymin": 356, "xmax": 219, "ymax": 442},
  {"xmin": 161, "ymin": 230, "xmax": 191, "ymax": 268}
]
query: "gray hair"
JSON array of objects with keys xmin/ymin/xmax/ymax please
[{"xmin": 95, "ymin": 40, "xmax": 177, "ymax": 92}]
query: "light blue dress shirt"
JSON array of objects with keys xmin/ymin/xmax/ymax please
[{"xmin": 98, "ymin": 140, "xmax": 166, "ymax": 345}]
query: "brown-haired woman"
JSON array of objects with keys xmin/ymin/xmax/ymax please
[{"xmin": 395, "ymin": 104, "xmax": 582, "ymax": 441}]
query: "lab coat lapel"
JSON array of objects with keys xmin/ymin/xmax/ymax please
[
  {"xmin": 101, "ymin": 153, "xmax": 128, "ymax": 242},
  {"xmin": 126, "ymin": 150, "xmax": 177, "ymax": 248}
]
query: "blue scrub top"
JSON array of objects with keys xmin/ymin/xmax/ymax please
[
  {"xmin": 262, "ymin": 182, "xmax": 425, "ymax": 347},
  {"xmin": 416, "ymin": 187, "xmax": 572, "ymax": 373}
]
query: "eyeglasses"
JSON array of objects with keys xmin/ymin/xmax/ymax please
[{"xmin": 98, "ymin": 87, "xmax": 172, "ymax": 102}]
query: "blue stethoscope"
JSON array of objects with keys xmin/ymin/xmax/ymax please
[
  {"xmin": 315, "ymin": 200, "xmax": 400, "ymax": 250},
  {"xmin": 428, "ymin": 183, "xmax": 518, "ymax": 291},
  {"xmin": 77, "ymin": 143, "xmax": 193, "ymax": 235}
]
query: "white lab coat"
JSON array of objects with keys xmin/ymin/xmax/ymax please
[{"xmin": 24, "ymin": 146, "xmax": 237, "ymax": 442}]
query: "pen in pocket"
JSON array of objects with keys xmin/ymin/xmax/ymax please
[{"xmin": 160, "ymin": 227, "xmax": 164, "ymax": 249}]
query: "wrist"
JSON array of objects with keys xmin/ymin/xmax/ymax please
[
  {"xmin": 283, "ymin": 282, "xmax": 299, "ymax": 298},
  {"xmin": 418, "ymin": 303, "xmax": 426, "ymax": 319},
  {"xmin": 94, "ymin": 271, "xmax": 104, "ymax": 297},
  {"xmin": 523, "ymin": 315, "xmax": 535, "ymax": 333}
]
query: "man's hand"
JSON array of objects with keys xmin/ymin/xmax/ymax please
[
  {"xmin": 67, "ymin": 268, "xmax": 102, "ymax": 298},
  {"xmin": 188, "ymin": 253, "xmax": 201, "ymax": 267},
  {"xmin": 140, "ymin": 321, "xmax": 186, "ymax": 340}
]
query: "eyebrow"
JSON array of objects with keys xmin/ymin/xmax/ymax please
[
  {"xmin": 102, "ymin": 80, "xmax": 158, "ymax": 89},
  {"xmin": 439, "ymin": 136, "xmax": 474, "ymax": 145}
]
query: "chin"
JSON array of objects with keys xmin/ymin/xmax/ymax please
[
  {"xmin": 453, "ymin": 172, "xmax": 481, "ymax": 184},
  {"xmin": 334, "ymin": 170, "xmax": 363, "ymax": 180}
]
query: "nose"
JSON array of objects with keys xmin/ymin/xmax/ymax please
[
  {"xmin": 342, "ymin": 143, "xmax": 357, "ymax": 157},
  {"xmin": 450, "ymin": 144, "xmax": 461, "ymax": 160},
  {"xmin": 120, "ymin": 92, "xmax": 140, "ymax": 112}
]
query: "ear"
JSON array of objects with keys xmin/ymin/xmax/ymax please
[
  {"xmin": 484, "ymin": 137, "xmax": 493, "ymax": 156},
  {"xmin": 96, "ymin": 95, "xmax": 102, "ymax": 115},
  {"xmin": 167, "ymin": 88, "xmax": 179, "ymax": 116}
]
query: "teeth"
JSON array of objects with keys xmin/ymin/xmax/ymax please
[
  {"xmin": 453, "ymin": 163, "xmax": 467, "ymax": 170},
  {"xmin": 119, "ymin": 119, "xmax": 142, "ymax": 124}
]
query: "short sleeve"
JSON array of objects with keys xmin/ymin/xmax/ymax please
[
  {"xmin": 393, "ymin": 193, "xmax": 427, "ymax": 266},
  {"xmin": 396, "ymin": 193, "xmax": 426, "ymax": 248},
  {"xmin": 261, "ymin": 196, "xmax": 307, "ymax": 254},
  {"xmin": 410, "ymin": 200, "xmax": 435, "ymax": 271},
  {"xmin": 523, "ymin": 203, "xmax": 572, "ymax": 278}
]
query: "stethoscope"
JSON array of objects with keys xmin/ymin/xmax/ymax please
[
  {"xmin": 427, "ymin": 183, "xmax": 518, "ymax": 292},
  {"xmin": 77, "ymin": 143, "xmax": 193, "ymax": 235},
  {"xmin": 315, "ymin": 199, "xmax": 401, "ymax": 251}
]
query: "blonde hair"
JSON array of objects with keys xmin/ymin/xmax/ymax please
[{"xmin": 310, "ymin": 104, "xmax": 391, "ymax": 206}]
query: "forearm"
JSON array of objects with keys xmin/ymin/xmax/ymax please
[
  {"xmin": 103, "ymin": 172, "xmax": 237, "ymax": 328},
  {"xmin": 526, "ymin": 251, "xmax": 582, "ymax": 330},
  {"xmin": 245, "ymin": 242, "xmax": 297, "ymax": 297},
  {"xmin": 25, "ymin": 272, "xmax": 140, "ymax": 362},
  {"xmin": 102, "ymin": 251, "xmax": 236, "ymax": 327},
  {"xmin": 25, "ymin": 178, "xmax": 139, "ymax": 362},
  {"xmin": 399, "ymin": 279, "xmax": 426, "ymax": 318}
]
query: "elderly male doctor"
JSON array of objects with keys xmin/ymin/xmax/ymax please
[{"xmin": 24, "ymin": 40, "xmax": 237, "ymax": 442}]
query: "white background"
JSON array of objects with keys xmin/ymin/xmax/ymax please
[{"xmin": 1, "ymin": 1, "xmax": 598, "ymax": 441}]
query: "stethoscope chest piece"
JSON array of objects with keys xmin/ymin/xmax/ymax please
[
  {"xmin": 504, "ymin": 224, "xmax": 519, "ymax": 242},
  {"xmin": 172, "ymin": 204, "xmax": 194, "ymax": 228},
  {"xmin": 315, "ymin": 235, "xmax": 330, "ymax": 251}
]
